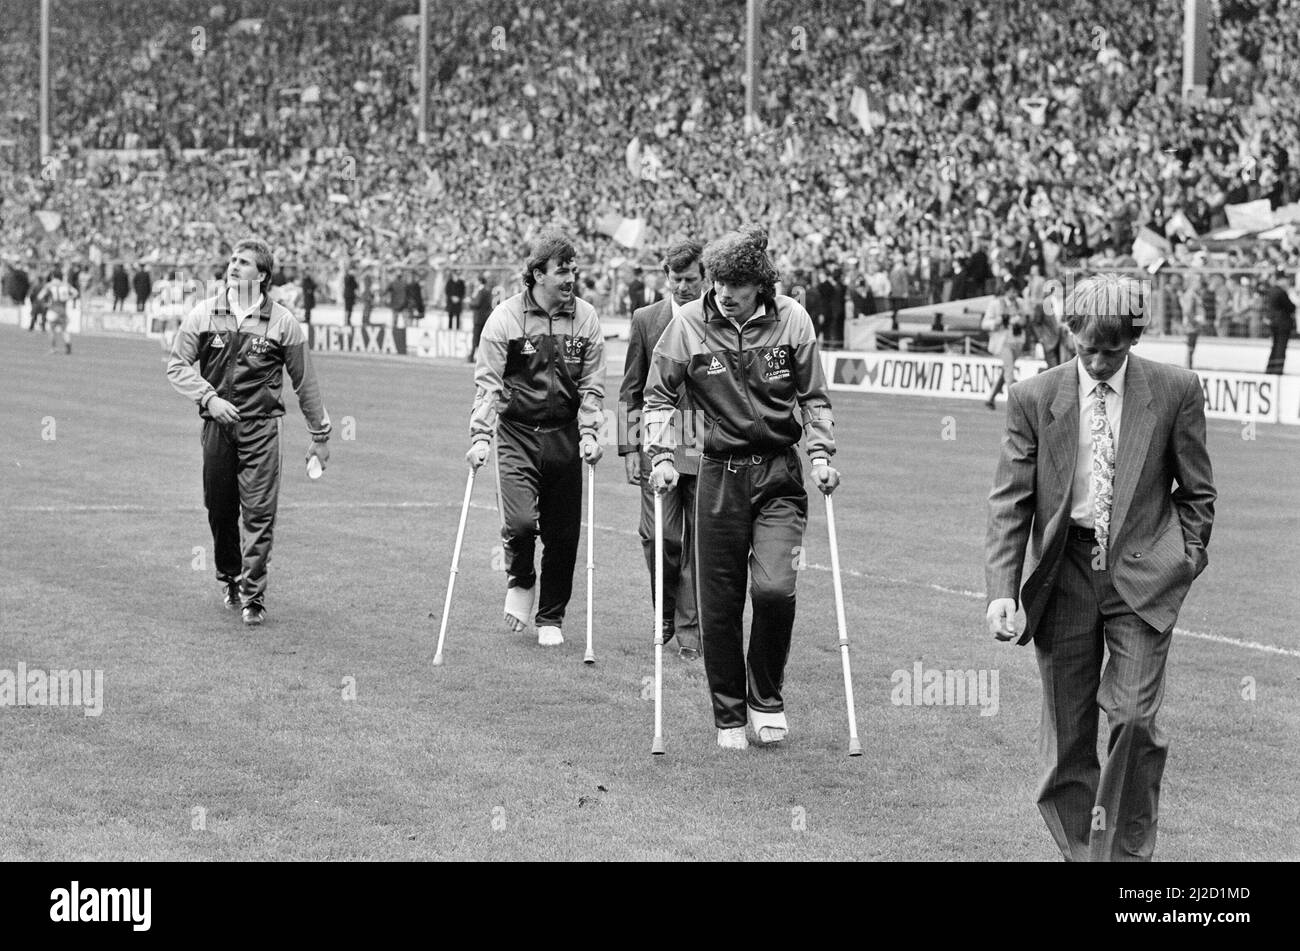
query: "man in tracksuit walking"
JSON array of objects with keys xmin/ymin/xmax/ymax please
[
  {"xmin": 619, "ymin": 240, "xmax": 705, "ymax": 660},
  {"xmin": 466, "ymin": 229, "xmax": 605, "ymax": 647},
  {"xmin": 167, "ymin": 238, "xmax": 331, "ymax": 627},
  {"xmin": 644, "ymin": 227, "xmax": 840, "ymax": 750}
]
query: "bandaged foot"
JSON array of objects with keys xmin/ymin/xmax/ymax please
[
  {"xmin": 504, "ymin": 583, "xmax": 535, "ymax": 634},
  {"xmin": 747, "ymin": 707, "xmax": 789, "ymax": 746}
]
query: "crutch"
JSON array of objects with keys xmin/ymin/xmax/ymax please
[
  {"xmin": 583, "ymin": 463, "xmax": 596, "ymax": 665},
  {"xmin": 650, "ymin": 489, "xmax": 665, "ymax": 755},
  {"xmin": 824, "ymin": 494, "xmax": 863, "ymax": 756},
  {"xmin": 432, "ymin": 468, "xmax": 476, "ymax": 666}
]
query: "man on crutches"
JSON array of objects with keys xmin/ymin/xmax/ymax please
[
  {"xmin": 466, "ymin": 229, "xmax": 605, "ymax": 648},
  {"xmin": 646, "ymin": 227, "xmax": 840, "ymax": 750}
]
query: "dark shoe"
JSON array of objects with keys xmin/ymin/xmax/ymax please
[
  {"xmin": 677, "ymin": 646, "xmax": 702, "ymax": 661},
  {"xmin": 659, "ymin": 620, "xmax": 674, "ymax": 647},
  {"xmin": 222, "ymin": 581, "xmax": 240, "ymax": 610},
  {"xmin": 242, "ymin": 604, "xmax": 265, "ymax": 627},
  {"xmin": 984, "ymin": 398, "xmax": 996, "ymax": 410}
]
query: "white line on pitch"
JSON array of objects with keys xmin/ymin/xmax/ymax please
[{"xmin": 11, "ymin": 500, "xmax": 1298, "ymax": 659}]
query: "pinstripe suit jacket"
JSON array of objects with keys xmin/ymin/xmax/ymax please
[{"xmin": 986, "ymin": 354, "xmax": 1216, "ymax": 644}]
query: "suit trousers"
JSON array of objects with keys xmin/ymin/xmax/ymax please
[
  {"xmin": 1035, "ymin": 532, "xmax": 1173, "ymax": 862},
  {"xmin": 202, "ymin": 416, "xmax": 282, "ymax": 608},
  {"xmin": 693, "ymin": 449, "xmax": 807, "ymax": 728},
  {"xmin": 495, "ymin": 417, "xmax": 582, "ymax": 627},
  {"xmin": 636, "ymin": 452, "xmax": 699, "ymax": 651}
]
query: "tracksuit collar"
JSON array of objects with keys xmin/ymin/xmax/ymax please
[
  {"xmin": 702, "ymin": 287, "xmax": 778, "ymax": 325},
  {"xmin": 524, "ymin": 286, "xmax": 575, "ymax": 319}
]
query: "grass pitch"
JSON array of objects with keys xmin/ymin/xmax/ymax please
[{"xmin": 1, "ymin": 323, "xmax": 1297, "ymax": 861}]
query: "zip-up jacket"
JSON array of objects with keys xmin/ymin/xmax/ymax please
[
  {"xmin": 643, "ymin": 290, "xmax": 834, "ymax": 462},
  {"xmin": 166, "ymin": 289, "xmax": 331, "ymax": 435},
  {"xmin": 470, "ymin": 289, "xmax": 605, "ymax": 444}
]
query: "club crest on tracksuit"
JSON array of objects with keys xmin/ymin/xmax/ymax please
[
  {"xmin": 707, "ymin": 356, "xmax": 726, "ymax": 375},
  {"xmin": 563, "ymin": 336, "xmax": 586, "ymax": 363},
  {"xmin": 762, "ymin": 346, "xmax": 791, "ymax": 381},
  {"xmin": 250, "ymin": 336, "xmax": 271, "ymax": 355},
  {"xmin": 521, "ymin": 338, "xmax": 537, "ymax": 355}
]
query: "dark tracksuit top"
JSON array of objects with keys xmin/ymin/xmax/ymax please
[
  {"xmin": 642, "ymin": 290, "xmax": 834, "ymax": 464},
  {"xmin": 642, "ymin": 289, "xmax": 836, "ymax": 728},
  {"xmin": 166, "ymin": 290, "xmax": 330, "ymax": 607},
  {"xmin": 470, "ymin": 288, "xmax": 605, "ymax": 626}
]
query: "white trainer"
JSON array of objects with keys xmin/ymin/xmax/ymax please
[
  {"xmin": 717, "ymin": 727, "xmax": 749, "ymax": 750},
  {"xmin": 747, "ymin": 707, "xmax": 789, "ymax": 745},
  {"xmin": 537, "ymin": 625, "xmax": 564, "ymax": 646}
]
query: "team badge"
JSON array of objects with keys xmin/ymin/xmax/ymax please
[
  {"xmin": 521, "ymin": 339, "xmax": 537, "ymax": 355},
  {"xmin": 250, "ymin": 336, "xmax": 271, "ymax": 355},
  {"xmin": 563, "ymin": 337, "xmax": 586, "ymax": 362},
  {"xmin": 707, "ymin": 356, "xmax": 726, "ymax": 375},
  {"xmin": 210, "ymin": 335, "xmax": 225, "ymax": 349},
  {"xmin": 762, "ymin": 347, "xmax": 790, "ymax": 382}
]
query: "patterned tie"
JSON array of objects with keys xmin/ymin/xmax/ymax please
[{"xmin": 1090, "ymin": 382, "xmax": 1116, "ymax": 553}]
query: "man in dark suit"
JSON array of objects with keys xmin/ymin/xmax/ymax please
[
  {"xmin": 445, "ymin": 270, "xmax": 466, "ymax": 330},
  {"xmin": 300, "ymin": 272, "xmax": 316, "ymax": 324},
  {"xmin": 625, "ymin": 265, "xmax": 658, "ymax": 315},
  {"xmin": 404, "ymin": 272, "xmax": 425, "ymax": 327},
  {"xmin": 342, "ymin": 267, "xmax": 358, "ymax": 326},
  {"xmin": 618, "ymin": 241, "xmax": 704, "ymax": 659},
  {"xmin": 467, "ymin": 272, "xmax": 494, "ymax": 363},
  {"xmin": 1261, "ymin": 266, "xmax": 1295, "ymax": 374},
  {"xmin": 132, "ymin": 266, "xmax": 153, "ymax": 313},
  {"xmin": 818, "ymin": 266, "xmax": 846, "ymax": 350},
  {"xmin": 985, "ymin": 273, "xmax": 1215, "ymax": 862},
  {"xmin": 111, "ymin": 264, "xmax": 130, "ymax": 311}
]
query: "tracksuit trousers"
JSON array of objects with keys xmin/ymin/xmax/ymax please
[
  {"xmin": 496, "ymin": 417, "xmax": 582, "ymax": 627},
  {"xmin": 202, "ymin": 417, "xmax": 282, "ymax": 609},
  {"xmin": 694, "ymin": 447, "xmax": 808, "ymax": 729}
]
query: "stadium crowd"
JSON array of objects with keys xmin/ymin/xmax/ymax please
[{"xmin": 2, "ymin": 0, "xmax": 1298, "ymax": 328}]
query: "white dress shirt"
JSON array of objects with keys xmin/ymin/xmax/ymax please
[{"xmin": 1070, "ymin": 357, "xmax": 1127, "ymax": 527}]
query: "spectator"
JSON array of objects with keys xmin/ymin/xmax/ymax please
[
  {"xmin": 850, "ymin": 271, "xmax": 876, "ymax": 318},
  {"xmin": 887, "ymin": 253, "xmax": 911, "ymax": 312},
  {"xmin": 386, "ymin": 272, "xmax": 406, "ymax": 326},
  {"xmin": 301, "ymin": 272, "xmax": 316, "ymax": 324},
  {"xmin": 360, "ymin": 271, "xmax": 375, "ymax": 326},
  {"xmin": 111, "ymin": 263, "xmax": 130, "ymax": 311},
  {"xmin": 626, "ymin": 266, "xmax": 654, "ymax": 315},
  {"xmin": 132, "ymin": 265, "xmax": 152, "ymax": 313},
  {"xmin": 4, "ymin": 263, "xmax": 31, "ymax": 306},
  {"xmin": 1181, "ymin": 274, "xmax": 1210, "ymax": 369},
  {"xmin": 982, "ymin": 282, "xmax": 1026, "ymax": 409},
  {"xmin": 468, "ymin": 271, "xmax": 493, "ymax": 363},
  {"xmin": 404, "ymin": 271, "xmax": 425, "ymax": 326},
  {"xmin": 342, "ymin": 267, "xmax": 358, "ymax": 326},
  {"xmin": 1262, "ymin": 267, "xmax": 1297, "ymax": 374},
  {"xmin": 819, "ymin": 266, "xmax": 846, "ymax": 350},
  {"xmin": 1024, "ymin": 288, "xmax": 1063, "ymax": 368},
  {"xmin": 445, "ymin": 269, "xmax": 465, "ymax": 330}
]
